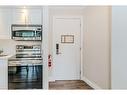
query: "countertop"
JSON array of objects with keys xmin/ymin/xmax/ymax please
[{"xmin": 0, "ymin": 55, "xmax": 12, "ymax": 59}]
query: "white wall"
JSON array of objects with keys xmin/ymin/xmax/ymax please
[
  {"xmin": 42, "ymin": 6, "xmax": 49, "ymax": 89},
  {"xmin": 112, "ymin": 6, "xmax": 127, "ymax": 89},
  {"xmin": 83, "ymin": 6, "xmax": 111, "ymax": 89}
]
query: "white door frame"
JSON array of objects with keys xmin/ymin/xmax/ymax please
[{"xmin": 52, "ymin": 16, "xmax": 84, "ymax": 80}]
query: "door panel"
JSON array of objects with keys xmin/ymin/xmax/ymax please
[{"xmin": 53, "ymin": 17, "xmax": 81, "ymax": 80}]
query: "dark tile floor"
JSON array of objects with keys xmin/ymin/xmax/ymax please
[
  {"xmin": 8, "ymin": 65, "xmax": 42, "ymax": 89},
  {"xmin": 49, "ymin": 80, "xmax": 93, "ymax": 90}
]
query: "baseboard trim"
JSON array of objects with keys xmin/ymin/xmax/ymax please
[{"xmin": 81, "ymin": 77, "xmax": 102, "ymax": 89}]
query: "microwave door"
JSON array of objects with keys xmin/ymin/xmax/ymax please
[
  {"xmin": 22, "ymin": 31, "xmax": 35, "ymax": 37},
  {"xmin": 11, "ymin": 24, "xmax": 42, "ymax": 41},
  {"xmin": 21, "ymin": 30, "xmax": 35, "ymax": 40},
  {"xmin": 12, "ymin": 30, "xmax": 35, "ymax": 41},
  {"xmin": 12, "ymin": 30, "xmax": 23, "ymax": 40}
]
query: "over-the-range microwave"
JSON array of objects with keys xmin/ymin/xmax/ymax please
[{"xmin": 11, "ymin": 24, "xmax": 42, "ymax": 41}]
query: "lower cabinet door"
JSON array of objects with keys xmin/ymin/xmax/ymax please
[{"xmin": 0, "ymin": 59, "xmax": 8, "ymax": 89}]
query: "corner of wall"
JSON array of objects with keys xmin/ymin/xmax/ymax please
[{"xmin": 81, "ymin": 76, "xmax": 102, "ymax": 89}]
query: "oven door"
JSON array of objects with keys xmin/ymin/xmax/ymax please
[{"xmin": 8, "ymin": 60, "xmax": 43, "ymax": 89}]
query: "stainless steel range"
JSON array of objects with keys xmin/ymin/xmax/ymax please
[{"xmin": 8, "ymin": 45, "xmax": 42, "ymax": 89}]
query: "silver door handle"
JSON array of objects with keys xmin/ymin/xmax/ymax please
[{"xmin": 56, "ymin": 43, "xmax": 61, "ymax": 55}]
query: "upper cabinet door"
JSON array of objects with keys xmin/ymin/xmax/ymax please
[
  {"xmin": 12, "ymin": 9, "xmax": 26, "ymax": 24},
  {"xmin": 28, "ymin": 9, "xmax": 42, "ymax": 24},
  {"xmin": 12, "ymin": 8, "xmax": 42, "ymax": 24},
  {"xmin": 0, "ymin": 8, "xmax": 12, "ymax": 39}
]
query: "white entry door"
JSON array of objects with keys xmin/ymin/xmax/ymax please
[{"xmin": 53, "ymin": 17, "xmax": 81, "ymax": 80}]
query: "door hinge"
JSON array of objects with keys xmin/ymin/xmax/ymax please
[
  {"xmin": 80, "ymin": 47, "xmax": 81, "ymax": 50},
  {"xmin": 80, "ymin": 71, "xmax": 81, "ymax": 75}
]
